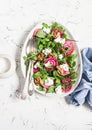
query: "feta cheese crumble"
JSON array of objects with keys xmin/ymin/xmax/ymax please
[
  {"xmin": 54, "ymin": 37, "xmax": 65, "ymax": 44},
  {"xmin": 43, "ymin": 27, "xmax": 51, "ymax": 34},
  {"xmin": 59, "ymin": 54, "xmax": 63, "ymax": 59},
  {"xmin": 55, "ymin": 85, "xmax": 62, "ymax": 95},
  {"xmin": 42, "ymin": 48, "xmax": 52, "ymax": 55},
  {"xmin": 44, "ymin": 61, "xmax": 52, "ymax": 67},
  {"xmin": 44, "ymin": 77, "xmax": 54, "ymax": 86},
  {"xmin": 60, "ymin": 63, "xmax": 69, "ymax": 71}
]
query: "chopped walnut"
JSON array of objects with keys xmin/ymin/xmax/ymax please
[
  {"xmin": 51, "ymin": 30, "xmax": 60, "ymax": 38},
  {"xmin": 37, "ymin": 53, "xmax": 44, "ymax": 61},
  {"xmin": 48, "ymin": 53, "xmax": 56, "ymax": 58},
  {"xmin": 56, "ymin": 65, "xmax": 64, "ymax": 76},
  {"xmin": 34, "ymin": 77, "xmax": 43, "ymax": 86}
]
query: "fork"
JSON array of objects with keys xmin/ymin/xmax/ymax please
[{"xmin": 28, "ymin": 40, "xmax": 37, "ymax": 96}]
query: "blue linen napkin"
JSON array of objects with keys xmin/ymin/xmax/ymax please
[{"xmin": 68, "ymin": 48, "xmax": 92, "ymax": 107}]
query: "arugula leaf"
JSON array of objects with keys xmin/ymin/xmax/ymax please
[
  {"xmin": 33, "ymin": 72, "xmax": 42, "ymax": 78},
  {"xmin": 70, "ymin": 68, "xmax": 75, "ymax": 73},
  {"xmin": 61, "ymin": 84, "xmax": 66, "ymax": 89},
  {"xmin": 47, "ymin": 41, "xmax": 51, "ymax": 47},
  {"xmin": 53, "ymin": 70, "xmax": 60, "ymax": 78},
  {"xmin": 51, "ymin": 22, "xmax": 65, "ymax": 32},
  {"xmin": 55, "ymin": 78, "xmax": 61, "ymax": 85},
  {"xmin": 51, "ymin": 22, "xmax": 59, "ymax": 29},
  {"xmin": 42, "ymin": 23, "xmax": 50, "ymax": 28},
  {"xmin": 46, "ymin": 34, "xmax": 53, "ymax": 39},
  {"xmin": 62, "ymin": 31, "xmax": 68, "ymax": 39},
  {"xmin": 29, "ymin": 52, "xmax": 37, "ymax": 60},
  {"xmin": 23, "ymin": 56, "xmax": 31, "ymax": 61},
  {"xmin": 36, "ymin": 37, "xmax": 42, "ymax": 46},
  {"xmin": 23, "ymin": 56, "xmax": 27, "ymax": 61},
  {"xmin": 37, "ymin": 86, "xmax": 43, "ymax": 91},
  {"xmin": 36, "ymin": 29, "xmax": 46, "ymax": 38},
  {"xmin": 67, "ymin": 54, "xmax": 77, "ymax": 61},
  {"xmin": 69, "ymin": 80, "xmax": 76, "ymax": 85},
  {"xmin": 53, "ymin": 70, "xmax": 65, "ymax": 80},
  {"xmin": 48, "ymin": 86, "xmax": 55, "ymax": 93},
  {"xmin": 39, "ymin": 44, "xmax": 43, "ymax": 51},
  {"xmin": 66, "ymin": 54, "xmax": 77, "ymax": 68},
  {"xmin": 62, "ymin": 57, "xmax": 67, "ymax": 63},
  {"xmin": 70, "ymin": 72, "xmax": 78, "ymax": 79},
  {"xmin": 71, "ymin": 61, "xmax": 76, "ymax": 67},
  {"xmin": 51, "ymin": 42, "xmax": 56, "ymax": 47}
]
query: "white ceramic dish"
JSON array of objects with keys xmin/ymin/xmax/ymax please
[
  {"xmin": 0, "ymin": 54, "xmax": 16, "ymax": 78},
  {"xmin": 21, "ymin": 21, "xmax": 82, "ymax": 97}
]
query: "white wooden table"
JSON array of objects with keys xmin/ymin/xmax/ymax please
[{"xmin": 0, "ymin": 0, "xmax": 92, "ymax": 130}]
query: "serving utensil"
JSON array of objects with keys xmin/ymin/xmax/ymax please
[
  {"xmin": 20, "ymin": 39, "xmax": 33, "ymax": 99},
  {"xmin": 16, "ymin": 38, "xmax": 35, "ymax": 99},
  {"xmin": 28, "ymin": 40, "xmax": 37, "ymax": 96}
]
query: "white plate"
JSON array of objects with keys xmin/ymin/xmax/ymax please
[{"xmin": 21, "ymin": 21, "xmax": 82, "ymax": 97}]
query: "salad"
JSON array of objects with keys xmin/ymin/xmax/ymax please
[{"xmin": 24, "ymin": 22, "xmax": 78, "ymax": 95}]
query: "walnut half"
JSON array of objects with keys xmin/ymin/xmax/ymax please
[
  {"xmin": 51, "ymin": 29, "xmax": 60, "ymax": 38},
  {"xmin": 56, "ymin": 65, "xmax": 64, "ymax": 76},
  {"xmin": 48, "ymin": 53, "xmax": 56, "ymax": 58},
  {"xmin": 34, "ymin": 77, "xmax": 43, "ymax": 86},
  {"xmin": 37, "ymin": 53, "xmax": 44, "ymax": 61}
]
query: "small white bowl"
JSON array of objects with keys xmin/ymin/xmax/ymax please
[{"xmin": 0, "ymin": 54, "xmax": 16, "ymax": 78}]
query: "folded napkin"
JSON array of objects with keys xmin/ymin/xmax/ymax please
[{"xmin": 68, "ymin": 48, "xmax": 92, "ymax": 107}]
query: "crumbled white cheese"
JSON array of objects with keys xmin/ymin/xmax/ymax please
[
  {"xmin": 55, "ymin": 85, "xmax": 62, "ymax": 95},
  {"xmin": 54, "ymin": 37, "xmax": 65, "ymax": 44},
  {"xmin": 60, "ymin": 63, "xmax": 69, "ymax": 71},
  {"xmin": 44, "ymin": 61, "xmax": 52, "ymax": 68},
  {"xmin": 45, "ymin": 77, "xmax": 54, "ymax": 86},
  {"xmin": 43, "ymin": 27, "xmax": 51, "ymax": 34},
  {"xmin": 59, "ymin": 54, "xmax": 63, "ymax": 59},
  {"xmin": 34, "ymin": 62, "xmax": 40, "ymax": 68},
  {"xmin": 61, "ymin": 38, "xmax": 65, "ymax": 44},
  {"xmin": 42, "ymin": 48, "xmax": 52, "ymax": 55}
]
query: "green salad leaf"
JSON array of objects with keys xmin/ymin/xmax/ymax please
[
  {"xmin": 36, "ymin": 29, "xmax": 46, "ymax": 38},
  {"xmin": 48, "ymin": 86, "xmax": 55, "ymax": 93}
]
